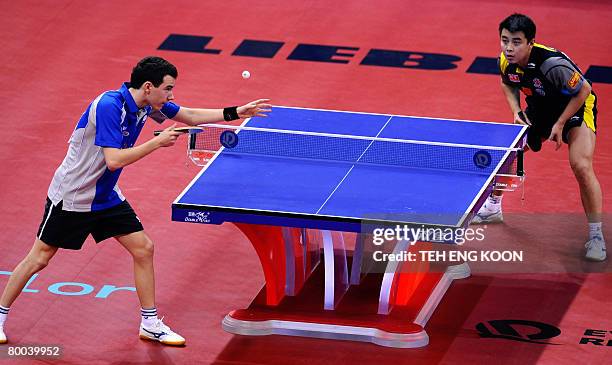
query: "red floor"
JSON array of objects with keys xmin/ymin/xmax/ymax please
[{"xmin": 1, "ymin": 1, "xmax": 611, "ymax": 364}]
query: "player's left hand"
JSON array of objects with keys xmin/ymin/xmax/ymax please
[
  {"xmin": 237, "ymin": 99, "xmax": 272, "ymax": 118},
  {"xmin": 548, "ymin": 123, "xmax": 563, "ymax": 150}
]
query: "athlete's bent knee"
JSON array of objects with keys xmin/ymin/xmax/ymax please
[
  {"xmin": 24, "ymin": 255, "xmax": 51, "ymax": 273},
  {"xmin": 570, "ymin": 159, "xmax": 594, "ymax": 183},
  {"xmin": 131, "ymin": 237, "xmax": 154, "ymax": 261}
]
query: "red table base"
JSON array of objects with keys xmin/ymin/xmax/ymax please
[{"xmin": 222, "ymin": 239, "xmax": 470, "ymax": 348}]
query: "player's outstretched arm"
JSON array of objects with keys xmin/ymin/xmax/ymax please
[{"xmin": 171, "ymin": 99, "xmax": 272, "ymax": 126}]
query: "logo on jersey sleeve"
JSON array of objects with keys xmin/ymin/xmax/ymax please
[{"xmin": 567, "ymin": 71, "xmax": 581, "ymax": 89}]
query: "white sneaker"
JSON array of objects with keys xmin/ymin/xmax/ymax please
[
  {"xmin": 585, "ymin": 237, "xmax": 607, "ymax": 261},
  {"xmin": 139, "ymin": 317, "xmax": 185, "ymax": 346},
  {"xmin": 472, "ymin": 202, "xmax": 503, "ymax": 224},
  {"xmin": 0, "ymin": 326, "xmax": 7, "ymax": 344}
]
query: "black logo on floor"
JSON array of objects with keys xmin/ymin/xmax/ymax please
[
  {"xmin": 476, "ymin": 319, "xmax": 561, "ymax": 344},
  {"xmin": 579, "ymin": 329, "xmax": 612, "ymax": 347},
  {"xmin": 157, "ymin": 34, "xmax": 612, "ymax": 84}
]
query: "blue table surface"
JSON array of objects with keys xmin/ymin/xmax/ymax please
[{"xmin": 174, "ymin": 107, "xmax": 525, "ymax": 227}]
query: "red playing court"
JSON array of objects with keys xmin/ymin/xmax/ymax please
[{"xmin": 1, "ymin": 1, "xmax": 611, "ymax": 364}]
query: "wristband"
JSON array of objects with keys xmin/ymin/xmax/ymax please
[{"xmin": 223, "ymin": 106, "xmax": 240, "ymax": 121}]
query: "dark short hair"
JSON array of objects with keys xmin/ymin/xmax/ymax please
[
  {"xmin": 499, "ymin": 13, "xmax": 536, "ymax": 42},
  {"xmin": 130, "ymin": 56, "xmax": 178, "ymax": 88}
]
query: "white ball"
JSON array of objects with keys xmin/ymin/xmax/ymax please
[{"xmin": 241, "ymin": 70, "xmax": 250, "ymax": 79}]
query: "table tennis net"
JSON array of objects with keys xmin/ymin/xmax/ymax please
[{"xmin": 188, "ymin": 124, "xmax": 524, "ymax": 176}]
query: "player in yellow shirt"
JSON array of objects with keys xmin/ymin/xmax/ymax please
[{"xmin": 473, "ymin": 13, "xmax": 606, "ymax": 262}]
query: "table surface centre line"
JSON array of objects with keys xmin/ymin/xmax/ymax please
[{"xmin": 315, "ymin": 115, "xmax": 394, "ymax": 215}]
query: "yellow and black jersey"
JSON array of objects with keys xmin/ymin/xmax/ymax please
[
  {"xmin": 498, "ymin": 43, "xmax": 591, "ymax": 112},
  {"xmin": 499, "ymin": 43, "xmax": 597, "ymax": 150}
]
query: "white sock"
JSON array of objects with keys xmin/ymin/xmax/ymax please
[
  {"xmin": 488, "ymin": 194, "xmax": 503, "ymax": 205},
  {"xmin": 0, "ymin": 305, "xmax": 9, "ymax": 327},
  {"xmin": 589, "ymin": 222, "xmax": 603, "ymax": 240},
  {"xmin": 141, "ymin": 307, "xmax": 158, "ymax": 328}
]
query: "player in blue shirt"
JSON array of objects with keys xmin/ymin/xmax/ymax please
[{"xmin": 0, "ymin": 56, "xmax": 271, "ymax": 345}]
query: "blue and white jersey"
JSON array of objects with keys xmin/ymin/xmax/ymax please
[{"xmin": 48, "ymin": 82, "xmax": 180, "ymax": 212}]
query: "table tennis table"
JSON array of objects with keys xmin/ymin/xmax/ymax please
[{"xmin": 172, "ymin": 106, "xmax": 527, "ymax": 348}]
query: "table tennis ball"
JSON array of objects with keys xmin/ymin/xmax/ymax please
[{"xmin": 242, "ymin": 70, "xmax": 251, "ymax": 79}]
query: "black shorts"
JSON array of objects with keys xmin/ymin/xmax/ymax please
[
  {"xmin": 37, "ymin": 198, "xmax": 144, "ymax": 250},
  {"xmin": 525, "ymin": 93, "xmax": 598, "ymax": 152}
]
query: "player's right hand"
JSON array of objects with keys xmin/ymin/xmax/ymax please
[
  {"xmin": 513, "ymin": 111, "xmax": 532, "ymax": 126},
  {"xmin": 156, "ymin": 123, "xmax": 182, "ymax": 147}
]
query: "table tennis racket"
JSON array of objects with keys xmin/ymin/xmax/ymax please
[{"xmin": 153, "ymin": 126, "xmax": 204, "ymax": 136}]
